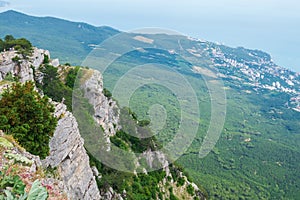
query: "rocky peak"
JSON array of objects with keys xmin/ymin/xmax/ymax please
[
  {"xmin": 80, "ymin": 69, "xmax": 120, "ymax": 136},
  {"xmin": 0, "ymin": 47, "xmax": 58, "ymax": 83}
]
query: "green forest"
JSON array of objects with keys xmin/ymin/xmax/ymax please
[{"xmin": 1, "ymin": 33, "xmax": 300, "ymax": 199}]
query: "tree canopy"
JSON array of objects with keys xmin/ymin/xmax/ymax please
[
  {"xmin": 0, "ymin": 81, "xmax": 57, "ymax": 158},
  {"xmin": 0, "ymin": 35, "xmax": 32, "ymax": 57}
]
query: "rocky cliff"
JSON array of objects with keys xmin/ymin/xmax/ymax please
[
  {"xmin": 1, "ymin": 48, "xmax": 101, "ymax": 199},
  {"xmin": 0, "ymin": 47, "xmax": 206, "ymax": 200},
  {"xmin": 0, "ymin": 47, "xmax": 59, "ymax": 83},
  {"xmin": 44, "ymin": 102, "xmax": 101, "ymax": 200},
  {"xmin": 78, "ymin": 69, "xmax": 206, "ymax": 200}
]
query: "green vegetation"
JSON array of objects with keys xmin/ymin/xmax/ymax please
[
  {"xmin": 65, "ymin": 66, "xmax": 80, "ymax": 89},
  {"xmin": 3, "ymin": 72, "xmax": 15, "ymax": 82},
  {"xmin": 70, "ymin": 68, "xmax": 196, "ymax": 199},
  {"xmin": 100, "ymin": 47, "xmax": 300, "ymax": 199},
  {"xmin": 26, "ymin": 180, "xmax": 48, "ymax": 200},
  {"xmin": 36, "ymin": 64, "xmax": 77, "ymax": 111},
  {"xmin": 42, "ymin": 54, "xmax": 49, "ymax": 64},
  {"xmin": 187, "ymin": 184, "xmax": 195, "ymax": 195},
  {"xmin": 1, "ymin": 22, "xmax": 299, "ymax": 198},
  {"xmin": 0, "ymin": 10, "xmax": 119, "ymax": 65},
  {"xmin": 0, "ymin": 168, "xmax": 26, "ymax": 199},
  {"xmin": 177, "ymin": 86, "xmax": 300, "ymax": 199},
  {"xmin": 88, "ymin": 145, "xmax": 172, "ymax": 200},
  {"xmin": 0, "ymin": 82, "xmax": 57, "ymax": 159},
  {"xmin": 0, "ymin": 167, "xmax": 48, "ymax": 200},
  {"xmin": 4, "ymin": 153, "xmax": 33, "ymax": 166},
  {"xmin": 75, "ymin": 87, "xmax": 167, "ymax": 198},
  {"xmin": 0, "ymin": 35, "xmax": 32, "ymax": 57},
  {"xmin": 103, "ymin": 88, "xmax": 112, "ymax": 99},
  {"xmin": 77, "ymin": 100, "xmax": 168, "ymax": 199}
]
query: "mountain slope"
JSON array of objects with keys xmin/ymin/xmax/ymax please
[
  {"xmin": 0, "ymin": 10, "xmax": 119, "ymax": 64},
  {"xmin": 0, "ymin": 44, "xmax": 207, "ymax": 200},
  {"xmin": 1, "ymin": 11, "xmax": 300, "ymax": 199},
  {"xmin": 80, "ymin": 33, "xmax": 300, "ymax": 198}
]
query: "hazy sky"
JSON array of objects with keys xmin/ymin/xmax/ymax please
[{"xmin": 1, "ymin": 0, "xmax": 300, "ymax": 72}]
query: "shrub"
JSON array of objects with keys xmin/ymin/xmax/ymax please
[
  {"xmin": 12, "ymin": 56, "xmax": 21, "ymax": 63},
  {"xmin": 65, "ymin": 66, "xmax": 80, "ymax": 89},
  {"xmin": 177, "ymin": 177, "xmax": 185, "ymax": 186},
  {"xmin": 43, "ymin": 55, "xmax": 49, "ymax": 64},
  {"xmin": 103, "ymin": 88, "xmax": 112, "ymax": 98},
  {"xmin": 0, "ymin": 81, "xmax": 57, "ymax": 158},
  {"xmin": 187, "ymin": 184, "xmax": 195, "ymax": 195},
  {"xmin": 3, "ymin": 72, "xmax": 14, "ymax": 81},
  {"xmin": 38, "ymin": 64, "xmax": 73, "ymax": 111},
  {"xmin": 0, "ymin": 35, "xmax": 32, "ymax": 57}
]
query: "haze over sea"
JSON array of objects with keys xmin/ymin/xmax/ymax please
[{"xmin": 1, "ymin": 0, "xmax": 299, "ymax": 72}]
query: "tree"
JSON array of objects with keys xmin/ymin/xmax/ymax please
[
  {"xmin": 0, "ymin": 82, "xmax": 57, "ymax": 159},
  {"xmin": 0, "ymin": 35, "xmax": 32, "ymax": 57},
  {"xmin": 0, "ymin": 39, "xmax": 4, "ymax": 51},
  {"xmin": 65, "ymin": 66, "xmax": 80, "ymax": 88},
  {"xmin": 4, "ymin": 35, "xmax": 15, "ymax": 42},
  {"xmin": 38, "ymin": 64, "xmax": 73, "ymax": 111}
]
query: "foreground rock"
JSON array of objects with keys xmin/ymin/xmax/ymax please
[{"xmin": 44, "ymin": 102, "xmax": 101, "ymax": 200}]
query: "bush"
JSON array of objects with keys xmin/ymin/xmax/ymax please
[
  {"xmin": 38, "ymin": 65, "xmax": 73, "ymax": 111},
  {"xmin": 12, "ymin": 56, "xmax": 21, "ymax": 63},
  {"xmin": 65, "ymin": 66, "xmax": 80, "ymax": 88},
  {"xmin": 3, "ymin": 72, "xmax": 14, "ymax": 81},
  {"xmin": 103, "ymin": 88, "xmax": 112, "ymax": 98},
  {"xmin": 43, "ymin": 55, "xmax": 49, "ymax": 64},
  {"xmin": 0, "ymin": 35, "xmax": 32, "ymax": 57},
  {"xmin": 0, "ymin": 81, "xmax": 57, "ymax": 158},
  {"xmin": 187, "ymin": 184, "xmax": 195, "ymax": 195},
  {"xmin": 177, "ymin": 177, "xmax": 185, "ymax": 186}
]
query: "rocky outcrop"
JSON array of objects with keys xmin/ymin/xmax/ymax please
[
  {"xmin": 1, "ymin": 46, "xmax": 206, "ymax": 200},
  {"xmin": 0, "ymin": 131, "xmax": 66, "ymax": 200},
  {"xmin": 80, "ymin": 70, "xmax": 206, "ymax": 200},
  {"xmin": 1, "ymin": 48, "xmax": 102, "ymax": 200},
  {"xmin": 0, "ymin": 47, "xmax": 49, "ymax": 82},
  {"xmin": 44, "ymin": 102, "xmax": 101, "ymax": 200},
  {"xmin": 101, "ymin": 187, "xmax": 124, "ymax": 200},
  {"xmin": 81, "ymin": 69, "xmax": 206, "ymax": 200},
  {"xmin": 80, "ymin": 70, "xmax": 120, "ymax": 137}
]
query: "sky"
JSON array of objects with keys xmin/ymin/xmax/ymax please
[{"xmin": 0, "ymin": 0, "xmax": 300, "ymax": 72}]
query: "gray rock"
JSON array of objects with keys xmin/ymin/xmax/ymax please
[
  {"xmin": 50, "ymin": 58, "xmax": 60, "ymax": 67},
  {"xmin": 91, "ymin": 166, "xmax": 99, "ymax": 177},
  {"xmin": 30, "ymin": 48, "xmax": 50, "ymax": 69},
  {"xmin": 0, "ymin": 48, "xmax": 52, "ymax": 83},
  {"xmin": 45, "ymin": 102, "xmax": 101, "ymax": 200},
  {"xmin": 81, "ymin": 70, "xmax": 120, "ymax": 137},
  {"xmin": 101, "ymin": 187, "xmax": 123, "ymax": 200}
]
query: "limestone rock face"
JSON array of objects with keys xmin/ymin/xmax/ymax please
[
  {"xmin": 0, "ymin": 48, "xmax": 49, "ymax": 82},
  {"xmin": 50, "ymin": 58, "xmax": 60, "ymax": 67},
  {"xmin": 141, "ymin": 150, "xmax": 170, "ymax": 175},
  {"xmin": 44, "ymin": 102, "xmax": 101, "ymax": 200},
  {"xmin": 101, "ymin": 187, "xmax": 124, "ymax": 200},
  {"xmin": 30, "ymin": 48, "xmax": 50, "ymax": 69},
  {"xmin": 80, "ymin": 70, "xmax": 120, "ymax": 136}
]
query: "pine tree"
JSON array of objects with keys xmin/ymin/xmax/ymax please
[{"xmin": 0, "ymin": 81, "xmax": 57, "ymax": 158}]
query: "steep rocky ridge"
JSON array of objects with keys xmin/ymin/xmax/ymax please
[
  {"xmin": 80, "ymin": 69, "xmax": 120, "ymax": 137},
  {"xmin": 1, "ymin": 46, "xmax": 206, "ymax": 199},
  {"xmin": 0, "ymin": 48, "xmax": 101, "ymax": 199},
  {"xmin": 0, "ymin": 47, "xmax": 58, "ymax": 83},
  {"xmin": 79, "ymin": 69, "xmax": 206, "ymax": 200},
  {"xmin": 44, "ymin": 102, "xmax": 101, "ymax": 200}
]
